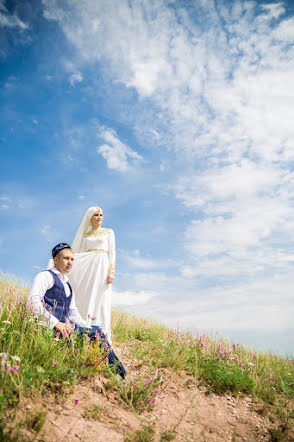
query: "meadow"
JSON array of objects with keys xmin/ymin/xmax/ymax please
[{"xmin": 0, "ymin": 278, "xmax": 293, "ymax": 441}]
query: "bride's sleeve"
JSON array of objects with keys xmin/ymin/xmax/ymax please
[{"xmin": 108, "ymin": 229, "xmax": 116, "ymax": 276}]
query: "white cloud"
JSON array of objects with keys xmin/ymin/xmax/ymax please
[
  {"xmin": 112, "ymin": 288, "xmax": 156, "ymax": 307},
  {"xmin": 69, "ymin": 71, "xmax": 83, "ymax": 86},
  {"xmin": 97, "ymin": 127, "xmax": 143, "ymax": 172},
  {"xmin": 40, "ymin": 225, "xmax": 56, "ymax": 242},
  {"xmin": 0, "ymin": 196, "xmax": 11, "ymax": 210},
  {"xmin": 0, "ymin": 1, "xmax": 28, "ymax": 30},
  {"xmin": 118, "ymin": 249, "xmax": 157, "ymax": 270},
  {"xmin": 272, "ymin": 17, "xmax": 294, "ymax": 40}
]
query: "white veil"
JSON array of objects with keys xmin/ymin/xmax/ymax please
[
  {"xmin": 71, "ymin": 206, "xmax": 99, "ymax": 252},
  {"xmin": 47, "ymin": 206, "xmax": 99, "ymax": 269}
]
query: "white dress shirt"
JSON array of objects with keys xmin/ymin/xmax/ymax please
[{"xmin": 28, "ymin": 267, "xmax": 88, "ymax": 329}]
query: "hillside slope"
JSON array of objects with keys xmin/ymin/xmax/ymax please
[{"xmin": 1, "ymin": 281, "xmax": 293, "ymax": 441}]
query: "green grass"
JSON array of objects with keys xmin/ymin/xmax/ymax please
[
  {"xmin": 1, "ymin": 279, "xmax": 294, "ymax": 440},
  {"xmin": 0, "ymin": 280, "xmax": 108, "ymax": 438},
  {"xmin": 112, "ymin": 310, "xmax": 294, "ymax": 402}
]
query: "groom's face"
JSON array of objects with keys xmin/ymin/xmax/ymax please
[{"xmin": 54, "ymin": 249, "xmax": 74, "ymax": 275}]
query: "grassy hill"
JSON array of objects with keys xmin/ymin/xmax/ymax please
[{"xmin": 0, "ymin": 278, "xmax": 293, "ymax": 441}]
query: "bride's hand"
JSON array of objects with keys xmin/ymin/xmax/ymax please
[{"xmin": 107, "ymin": 274, "xmax": 114, "ymax": 284}]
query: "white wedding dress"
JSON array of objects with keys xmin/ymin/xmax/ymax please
[{"xmin": 68, "ymin": 227, "xmax": 116, "ymax": 342}]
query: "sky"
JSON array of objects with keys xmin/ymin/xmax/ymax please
[{"xmin": 1, "ymin": 0, "xmax": 294, "ymax": 355}]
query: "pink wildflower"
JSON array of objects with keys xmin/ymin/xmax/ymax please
[
  {"xmin": 52, "ymin": 360, "xmax": 57, "ymax": 366},
  {"xmin": 13, "ymin": 365, "xmax": 20, "ymax": 371},
  {"xmin": 75, "ymin": 399, "xmax": 79, "ymax": 405}
]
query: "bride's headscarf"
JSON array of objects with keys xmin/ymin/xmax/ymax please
[{"xmin": 72, "ymin": 206, "xmax": 102, "ymax": 252}]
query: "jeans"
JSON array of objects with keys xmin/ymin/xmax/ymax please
[{"xmin": 74, "ymin": 325, "xmax": 126, "ymax": 379}]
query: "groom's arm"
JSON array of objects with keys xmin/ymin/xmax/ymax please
[{"xmin": 27, "ymin": 271, "xmax": 60, "ymax": 329}]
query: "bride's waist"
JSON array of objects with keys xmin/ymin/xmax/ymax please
[{"xmin": 86, "ymin": 248, "xmax": 108, "ymax": 253}]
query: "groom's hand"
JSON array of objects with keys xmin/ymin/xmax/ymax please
[{"xmin": 55, "ymin": 321, "xmax": 74, "ymax": 337}]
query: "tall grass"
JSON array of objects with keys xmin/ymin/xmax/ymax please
[
  {"xmin": 112, "ymin": 310, "xmax": 294, "ymax": 401},
  {"xmin": 1, "ymin": 279, "xmax": 294, "ymax": 440},
  {"xmin": 0, "ymin": 280, "xmax": 107, "ymax": 438}
]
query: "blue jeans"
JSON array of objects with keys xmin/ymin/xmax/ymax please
[{"xmin": 74, "ymin": 325, "xmax": 126, "ymax": 379}]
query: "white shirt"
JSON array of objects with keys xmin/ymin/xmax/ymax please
[{"xmin": 28, "ymin": 267, "xmax": 88, "ymax": 329}]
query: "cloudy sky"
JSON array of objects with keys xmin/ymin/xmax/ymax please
[{"xmin": 1, "ymin": 0, "xmax": 294, "ymax": 354}]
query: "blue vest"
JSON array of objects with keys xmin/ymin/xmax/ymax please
[{"xmin": 44, "ymin": 270, "xmax": 73, "ymax": 322}]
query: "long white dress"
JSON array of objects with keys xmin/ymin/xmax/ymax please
[{"xmin": 68, "ymin": 227, "xmax": 116, "ymax": 342}]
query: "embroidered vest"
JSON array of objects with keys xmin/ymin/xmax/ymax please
[{"xmin": 43, "ymin": 270, "xmax": 73, "ymax": 322}]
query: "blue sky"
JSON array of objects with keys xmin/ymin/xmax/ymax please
[{"xmin": 1, "ymin": 0, "xmax": 294, "ymax": 354}]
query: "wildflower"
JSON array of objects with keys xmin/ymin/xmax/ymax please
[
  {"xmin": 144, "ymin": 379, "xmax": 151, "ymax": 386},
  {"xmin": 11, "ymin": 356, "xmax": 21, "ymax": 362},
  {"xmin": 254, "ymin": 355, "xmax": 257, "ymax": 361},
  {"xmin": 2, "ymin": 320, "xmax": 12, "ymax": 325},
  {"xmin": 154, "ymin": 388, "xmax": 159, "ymax": 394},
  {"xmin": 214, "ymin": 357, "xmax": 219, "ymax": 360},
  {"xmin": 270, "ymin": 377, "xmax": 274, "ymax": 382},
  {"xmin": 52, "ymin": 360, "xmax": 57, "ymax": 366},
  {"xmin": 6, "ymin": 363, "xmax": 11, "ymax": 373},
  {"xmin": 0, "ymin": 353, "xmax": 7, "ymax": 359},
  {"xmin": 123, "ymin": 346, "xmax": 129, "ymax": 354},
  {"xmin": 148, "ymin": 397, "xmax": 155, "ymax": 404},
  {"xmin": 13, "ymin": 365, "xmax": 20, "ymax": 371},
  {"xmin": 74, "ymin": 399, "xmax": 79, "ymax": 405},
  {"xmin": 248, "ymin": 362, "xmax": 254, "ymax": 367}
]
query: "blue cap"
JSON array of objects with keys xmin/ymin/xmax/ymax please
[{"xmin": 52, "ymin": 243, "xmax": 71, "ymax": 258}]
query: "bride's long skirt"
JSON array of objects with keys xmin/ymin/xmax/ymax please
[{"xmin": 69, "ymin": 251, "xmax": 112, "ymax": 342}]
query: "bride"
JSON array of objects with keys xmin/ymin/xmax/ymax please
[{"xmin": 69, "ymin": 206, "xmax": 116, "ymax": 342}]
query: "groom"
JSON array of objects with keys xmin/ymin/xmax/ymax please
[{"xmin": 28, "ymin": 242, "xmax": 126, "ymax": 379}]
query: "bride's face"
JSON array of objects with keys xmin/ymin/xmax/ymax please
[{"xmin": 91, "ymin": 208, "xmax": 103, "ymax": 228}]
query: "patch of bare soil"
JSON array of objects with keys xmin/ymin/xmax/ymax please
[{"xmin": 19, "ymin": 348, "xmax": 293, "ymax": 441}]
